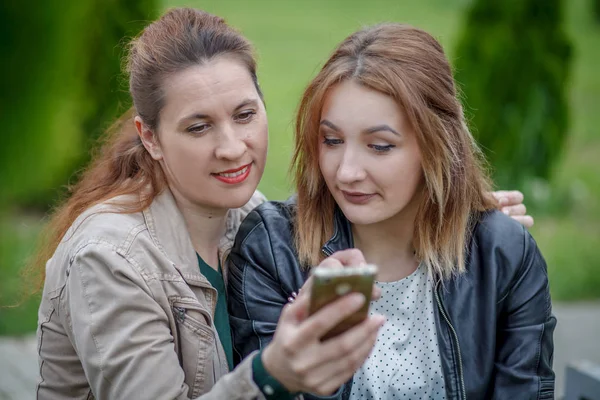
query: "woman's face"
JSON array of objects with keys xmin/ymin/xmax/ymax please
[
  {"xmin": 318, "ymin": 80, "xmax": 423, "ymax": 226},
  {"xmin": 140, "ymin": 56, "xmax": 268, "ymax": 212}
]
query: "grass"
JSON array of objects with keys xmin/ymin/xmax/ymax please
[{"xmin": 1, "ymin": 0, "xmax": 598, "ymax": 335}]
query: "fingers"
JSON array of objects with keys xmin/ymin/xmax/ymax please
[
  {"xmin": 317, "ymin": 257, "xmax": 344, "ymax": 269},
  {"xmin": 296, "ymin": 293, "xmax": 366, "ymax": 342},
  {"xmin": 305, "ymin": 317, "xmax": 383, "ymax": 394},
  {"xmin": 280, "ymin": 288, "xmax": 311, "ymax": 324},
  {"xmin": 327, "ymin": 249, "xmax": 366, "ymax": 267},
  {"xmin": 309, "ymin": 313, "xmax": 384, "ymax": 368},
  {"xmin": 372, "ymin": 284, "xmax": 381, "ymax": 301},
  {"xmin": 502, "ymin": 204, "xmax": 526, "ymax": 217},
  {"xmin": 511, "ymin": 215, "xmax": 534, "ymax": 228},
  {"xmin": 297, "ymin": 276, "xmax": 313, "ymax": 300},
  {"xmin": 493, "ymin": 190, "xmax": 524, "ymax": 207}
]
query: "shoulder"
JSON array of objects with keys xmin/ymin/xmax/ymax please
[
  {"xmin": 64, "ymin": 196, "xmax": 147, "ymax": 253},
  {"xmin": 472, "ymin": 209, "xmax": 529, "ymax": 252},
  {"xmin": 228, "ymin": 196, "xmax": 306, "ymax": 299},
  {"xmin": 229, "ymin": 197, "xmax": 299, "ymax": 275},
  {"xmin": 44, "ymin": 198, "xmax": 150, "ymax": 294},
  {"xmin": 235, "ymin": 196, "xmax": 297, "ymax": 246},
  {"xmin": 50, "ymin": 195, "xmax": 153, "ymax": 281},
  {"xmin": 469, "ymin": 209, "xmax": 546, "ymax": 298}
]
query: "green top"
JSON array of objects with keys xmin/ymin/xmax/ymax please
[
  {"xmin": 196, "ymin": 254, "xmax": 234, "ymax": 371},
  {"xmin": 196, "ymin": 254, "xmax": 293, "ymax": 399}
]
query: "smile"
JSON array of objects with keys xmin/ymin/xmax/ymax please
[{"xmin": 213, "ymin": 163, "xmax": 252, "ymax": 184}]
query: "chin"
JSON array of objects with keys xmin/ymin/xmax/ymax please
[
  {"xmin": 220, "ymin": 183, "xmax": 259, "ymax": 209},
  {"xmin": 339, "ymin": 205, "xmax": 387, "ymax": 226}
]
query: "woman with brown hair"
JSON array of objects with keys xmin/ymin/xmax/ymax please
[
  {"xmin": 228, "ymin": 23, "xmax": 554, "ymax": 399},
  {"xmin": 33, "ymin": 8, "xmax": 387, "ymax": 399}
]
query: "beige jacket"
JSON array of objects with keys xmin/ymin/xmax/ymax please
[{"xmin": 37, "ymin": 189, "xmax": 267, "ymax": 400}]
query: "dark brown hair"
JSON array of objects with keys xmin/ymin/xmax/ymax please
[
  {"xmin": 292, "ymin": 23, "xmax": 496, "ymax": 278},
  {"xmin": 24, "ymin": 8, "xmax": 261, "ymax": 294}
]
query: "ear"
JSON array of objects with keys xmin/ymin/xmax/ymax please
[{"xmin": 134, "ymin": 116, "xmax": 163, "ymax": 160}]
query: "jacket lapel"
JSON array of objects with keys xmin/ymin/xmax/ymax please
[{"xmin": 143, "ymin": 189, "xmax": 213, "ymax": 291}]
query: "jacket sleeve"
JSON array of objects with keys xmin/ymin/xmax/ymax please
[
  {"xmin": 493, "ymin": 231, "xmax": 556, "ymax": 399},
  {"xmin": 227, "ymin": 209, "xmax": 348, "ymax": 400},
  {"xmin": 227, "ymin": 210, "xmax": 290, "ymax": 361},
  {"xmin": 66, "ymin": 242, "xmax": 265, "ymax": 400}
]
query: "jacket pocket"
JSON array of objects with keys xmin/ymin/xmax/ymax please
[{"xmin": 172, "ymin": 301, "xmax": 217, "ymax": 399}]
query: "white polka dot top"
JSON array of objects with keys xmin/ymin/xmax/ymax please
[{"xmin": 349, "ymin": 264, "xmax": 447, "ymax": 399}]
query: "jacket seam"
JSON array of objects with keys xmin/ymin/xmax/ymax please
[
  {"xmin": 535, "ymin": 322, "xmax": 545, "ymax": 400},
  {"xmin": 117, "ymin": 222, "xmax": 148, "ymax": 256},
  {"xmin": 240, "ymin": 218, "xmax": 269, "ymax": 350},
  {"xmin": 443, "ymin": 312, "xmax": 459, "ymax": 399},
  {"xmin": 70, "ymin": 240, "xmax": 158, "ymax": 387},
  {"xmin": 74, "ymin": 243, "xmax": 112, "ymax": 386},
  {"xmin": 36, "ymin": 306, "xmax": 55, "ymax": 398},
  {"xmin": 496, "ymin": 224, "xmax": 527, "ymax": 305},
  {"xmin": 255, "ymin": 209, "xmax": 289, "ymax": 291}
]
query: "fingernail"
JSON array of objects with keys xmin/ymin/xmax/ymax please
[
  {"xmin": 502, "ymin": 207, "xmax": 510, "ymax": 215},
  {"xmin": 374, "ymin": 315, "xmax": 386, "ymax": 326},
  {"xmin": 350, "ymin": 293, "xmax": 366, "ymax": 307}
]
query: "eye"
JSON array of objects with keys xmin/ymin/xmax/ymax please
[
  {"xmin": 235, "ymin": 110, "xmax": 256, "ymax": 123},
  {"xmin": 187, "ymin": 124, "xmax": 211, "ymax": 134},
  {"xmin": 323, "ymin": 137, "xmax": 343, "ymax": 147},
  {"xmin": 369, "ymin": 144, "xmax": 396, "ymax": 153}
]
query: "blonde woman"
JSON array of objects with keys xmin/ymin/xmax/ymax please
[{"xmin": 229, "ymin": 24, "xmax": 553, "ymax": 399}]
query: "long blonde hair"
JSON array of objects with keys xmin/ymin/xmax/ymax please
[{"xmin": 291, "ymin": 23, "xmax": 496, "ymax": 279}]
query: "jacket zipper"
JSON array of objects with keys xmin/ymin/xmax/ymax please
[
  {"xmin": 321, "ymin": 247, "xmax": 333, "ymax": 257},
  {"xmin": 435, "ymin": 281, "xmax": 466, "ymax": 400}
]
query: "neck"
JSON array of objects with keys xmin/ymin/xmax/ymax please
[
  {"xmin": 352, "ymin": 196, "xmax": 421, "ymax": 282},
  {"xmin": 171, "ymin": 187, "xmax": 228, "ymax": 270}
]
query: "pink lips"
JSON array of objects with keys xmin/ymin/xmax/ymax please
[{"xmin": 341, "ymin": 191, "xmax": 376, "ymax": 205}]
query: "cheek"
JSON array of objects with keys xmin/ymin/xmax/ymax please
[
  {"xmin": 162, "ymin": 137, "xmax": 210, "ymax": 174},
  {"xmin": 246, "ymin": 120, "xmax": 269, "ymax": 155},
  {"xmin": 318, "ymin": 147, "xmax": 336, "ymax": 182},
  {"xmin": 378, "ymin": 152, "xmax": 423, "ymax": 188}
]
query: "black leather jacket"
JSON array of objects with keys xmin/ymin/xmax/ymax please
[{"xmin": 227, "ymin": 198, "xmax": 556, "ymax": 400}]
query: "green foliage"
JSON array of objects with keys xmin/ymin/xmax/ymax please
[
  {"xmin": 0, "ymin": 0, "xmax": 158, "ymax": 210},
  {"xmin": 0, "ymin": 214, "xmax": 41, "ymax": 335},
  {"xmin": 594, "ymin": 0, "xmax": 600, "ymax": 22},
  {"xmin": 79, "ymin": 0, "xmax": 159, "ymax": 154},
  {"xmin": 454, "ymin": 0, "xmax": 572, "ymax": 189},
  {"xmin": 0, "ymin": 2, "xmax": 86, "ymax": 208}
]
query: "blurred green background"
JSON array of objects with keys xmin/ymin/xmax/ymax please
[{"xmin": 1, "ymin": 0, "xmax": 599, "ymax": 335}]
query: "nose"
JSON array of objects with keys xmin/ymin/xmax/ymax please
[
  {"xmin": 215, "ymin": 124, "xmax": 247, "ymax": 161},
  {"xmin": 336, "ymin": 148, "xmax": 366, "ymax": 184}
]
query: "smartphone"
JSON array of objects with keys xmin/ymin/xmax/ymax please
[{"xmin": 308, "ymin": 264, "xmax": 377, "ymax": 341}]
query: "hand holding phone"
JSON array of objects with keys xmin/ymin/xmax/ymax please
[
  {"xmin": 261, "ymin": 250, "xmax": 384, "ymax": 395},
  {"xmin": 309, "ymin": 264, "xmax": 378, "ymax": 340}
]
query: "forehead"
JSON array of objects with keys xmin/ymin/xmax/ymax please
[
  {"xmin": 161, "ymin": 57, "xmax": 258, "ymax": 117},
  {"xmin": 321, "ymin": 80, "xmax": 405, "ymax": 127}
]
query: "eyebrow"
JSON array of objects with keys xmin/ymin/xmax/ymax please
[
  {"xmin": 180, "ymin": 98, "xmax": 259, "ymax": 122},
  {"xmin": 320, "ymin": 119, "xmax": 400, "ymax": 136},
  {"xmin": 365, "ymin": 124, "xmax": 400, "ymax": 136},
  {"xmin": 320, "ymin": 119, "xmax": 340, "ymax": 131}
]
